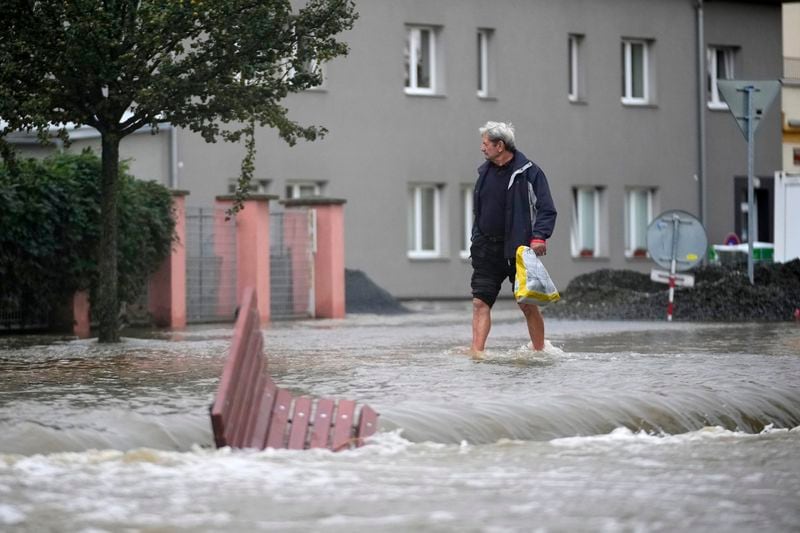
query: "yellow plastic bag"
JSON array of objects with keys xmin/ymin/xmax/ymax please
[{"xmin": 513, "ymin": 245, "xmax": 561, "ymax": 306}]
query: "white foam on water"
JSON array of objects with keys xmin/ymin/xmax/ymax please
[
  {"xmin": 550, "ymin": 424, "xmax": 794, "ymax": 449},
  {"xmin": 0, "ymin": 503, "xmax": 25, "ymax": 526}
]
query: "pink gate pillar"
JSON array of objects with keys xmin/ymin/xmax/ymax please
[
  {"xmin": 72, "ymin": 290, "xmax": 91, "ymax": 338},
  {"xmin": 149, "ymin": 191, "xmax": 189, "ymax": 328},
  {"xmin": 283, "ymin": 198, "xmax": 347, "ymax": 319},
  {"xmin": 215, "ymin": 194, "xmax": 278, "ymax": 324}
]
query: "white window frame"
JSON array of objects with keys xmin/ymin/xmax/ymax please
[
  {"xmin": 286, "ymin": 181, "xmax": 321, "ymax": 199},
  {"xmin": 571, "ymin": 186, "xmax": 606, "ymax": 258},
  {"xmin": 625, "ymin": 187, "xmax": 656, "ymax": 258},
  {"xmin": 707, "ymin": 46, "xmax": 735, "ymax": 110},
  {"xmin": 460, "ymin": 185, "xmax": 473, "ymax": 259},
  {"xmin": 621, "ymin": 39, "xmax": 650, "ymax": 105},
  {"xmin": 568, "ymin": 34, "xmax": 583, "ymax": 102},
  {"xmin": 408, "ymin": 184, "xmax": 442, "ymax": 258},
  {"xmin": 228, "ymin": 178, "xmax": 270, "ymax": 194},
  {"xmin": 477, "ymin": 29, "xmax": 491, "ymax": 98},
  {"xmin": 278, "ymin": 40, "xmax": 326, "ymax": 90},
  {"xmin": 405, "ymin": 26, "xmax": 437, "ymax": 95}
]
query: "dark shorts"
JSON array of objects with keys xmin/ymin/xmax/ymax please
[{"xmin": 470, "ymin": 236, "xmax": 515, "ymax": 307}]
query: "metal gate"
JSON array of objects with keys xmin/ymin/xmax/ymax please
[
  {"xmin": 185, "ymin": 206, "xmax": 238, "ymax": 323},
  {"xmin": 270, "ymin": 209, "xmax": 315, "ymax": 319}
]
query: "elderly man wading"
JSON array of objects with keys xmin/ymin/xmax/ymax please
[{"xmin": 470, "ymin": 121, "xmax": 557, "ymax": 355}]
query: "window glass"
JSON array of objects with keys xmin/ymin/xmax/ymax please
[
  {"xmin": 408, "ymin": 184, "xmax": 441, "ymax": 257},
  {"xmin": 405, "ymin": 27, "xmax": 436, "ymax": 93},
  {"xmin": 461, "ymin": 186, "xmax": 472, "ymax": 255},
  {"xmin": 577, "ymin": 188, "xmax": 596, "ymax": 252}
]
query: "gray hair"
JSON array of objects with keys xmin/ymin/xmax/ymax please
[{"xmin": 479, "ymin": 121, "xmax": 516, "ymax": 151}]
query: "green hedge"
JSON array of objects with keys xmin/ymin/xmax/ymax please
[{"xmin": 0, "ymin": 151, "xmax": 175, "ymax": 326}]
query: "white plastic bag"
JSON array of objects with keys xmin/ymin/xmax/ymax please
[{"xmin": 513, "ymin": 245, "xmax": 561, "ymax": 306}]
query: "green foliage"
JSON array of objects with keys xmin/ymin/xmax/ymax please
[
  {"xmin": 0, "ymin": 0, "xmax": 358, "ymax": 150},
  {"xmin": 0, "ymin": 151, "xmax": 175, "ymax": 325},
  {"xmin": 0, "ymin": 0, "xmax": 356, "ymax": 338}
]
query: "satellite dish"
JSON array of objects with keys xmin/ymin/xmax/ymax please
[{"xmin": 646, "ymin": 210, "xmax": 707, "ymax": 272}]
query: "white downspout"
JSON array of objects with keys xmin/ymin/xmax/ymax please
[{"xmin": 168, "ymin": 124, "xmax": 180, "ymax": 189}]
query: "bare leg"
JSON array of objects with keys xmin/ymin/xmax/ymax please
[
  {"xmin": 471, "ymin": 298, "xmax": 492, "ymax": 353},
  {"xmin": 519, "ymin": 303, "xmax": 545, "ymax": 351}
]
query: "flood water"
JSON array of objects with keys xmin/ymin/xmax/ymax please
[{"xmin": 1, "ymin": 300, "xmax": 799, "ymax": 532}]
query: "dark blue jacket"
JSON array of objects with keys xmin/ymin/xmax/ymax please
[{"xmin": 472, "ymin": 150, "xmax": 557, "ymax": 259}]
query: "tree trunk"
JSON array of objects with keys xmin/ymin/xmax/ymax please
[{"xmin": 97, "ymin": 132, "xmax": 121, "ymax": 342}]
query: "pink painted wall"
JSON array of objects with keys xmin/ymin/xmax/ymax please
[
  {"xmin": 72, "ymin": 290, "xmax": 91, "ymax": 338},
  {"xmin": 216, "ymin": 195, "xmax": 277, "ymax": 324},
  {"xmin": 148, "ymin": 192, "xmax": 188, "ymax": 328},
  {"xmin": 283, "ymin": 198, "xmax": 347, "ymax": 319}
]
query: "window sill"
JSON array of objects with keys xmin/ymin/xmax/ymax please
[
  {"xmin": 707, "ymin": 101, "xmax": 729, "ymax": 111},
  {"xmin": 459, "ymin": 251, "xmax": 470, "ymax": 260},
  {"xmin": 569, "ymin": 97, "xmax": 588, "ymax": 105},
  {"xmin": 405, "ymin": 89, "xmax": 445, "ymax": 98},
  {"xmin": 621, "ymin": 99, "xmax": 657, "ymax": 108},
  {"xmin": 477, "ymin": 94, "xmax": 497, "ymax": 102},
  {"xmin": 571, "ymin": 255, "xmax": 609, "ymax": 261},
  {"xmin": 408, "ymin": 254, "xmax": 450, "ymax": 262}
]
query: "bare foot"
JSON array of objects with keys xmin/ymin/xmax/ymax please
[{"xmin": 469, "ymin": 348, "xmax": 485, "ymax": 360}]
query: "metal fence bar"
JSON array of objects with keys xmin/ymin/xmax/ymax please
[
  {"xmin": 185, "ymin": 206, "xmax": 238, "ymax": 323},
  {"xmin": 785, "ymin": 56, "xmax": 800, "ymax": 82},
  {"xmin": 270, "ymin": 209, "xmax": 314, "ymax": 320}
]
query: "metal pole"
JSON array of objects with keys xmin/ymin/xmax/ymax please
[
  {"xmin": 667, "ymin": 213, "xmax": 680, "ymax": 322},
  {"xmin": 745, "ymin": 85, "xmax": 755, "ymax": 285},
  {"xmin": 696, "ymin": 0, "xmax": 707, "ymax": 230}
]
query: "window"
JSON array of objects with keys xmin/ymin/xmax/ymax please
[
  {"xmin": 300, "ymin": 59, "xmax": 325, "ymax": 89},
  {"xmin": 460, "ymin": 185, "xmax": 473, "ymax": 259},
  {"xmin": 707, "ymin": 46, "xmax": 736, "ymax": 109},
  {"xmin": 568, "ymin": 34, "xmax": 584, "ymax": 102},
  {"xmin": 405, "ymin": 26, "xmax": 437, "ymax": 94},
  {"xmin": 477, "ymin": 29, "xmax": 493, "ymax": 98},
  {"xmin": 228, "ymin": 178, "xmax": 270, "ymax": 194},
  {"xmin": 279, "ymin": 39, "xmax": 325, "ymax": 90},
  {"xmin": 286, "ymin": 182, "xmax": 321, "ymax": 199},
  {"xmin": 621, "ymin": 39, "xmax": 651, "ymax": 105},
  {"xmin": 408, "ymin": 184, "xmax": 442, "ymax": 258},
  {"xmin": 571, "ymin": 186, "xmax": 606, "ymax": 257},
  {"xmin": 625, "ymin": 188, "xmax": 657, "ymax": 258}
]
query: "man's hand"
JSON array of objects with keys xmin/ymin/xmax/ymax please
[{"xmin": 530, "ymin": 239, "xmax": 547, "ymax": 256}]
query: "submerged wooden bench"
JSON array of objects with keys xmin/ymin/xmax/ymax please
[{"xmin": 210, "ymin": 288, "xmax": 378, "ymax": 451}]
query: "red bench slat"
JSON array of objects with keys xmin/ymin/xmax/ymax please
[
  {"xmin": 245, "ymin": 376, "xmax": 277, "ymax": 449},
  {"xmin": 331, "ymin": 399, "xmax": 356, "ymax": 451},
  {"xmin": 287, "ymin": 396, "xmax": 313, "ymax": 450},
  {"xmin": 308, "ymin": 398, "xmax": 335, "ymax": 448},
  {"xmin": 227, "ymin": 327, "xmax": 264, "ymax": 447},
  {"xmin": 210, "ymin": 290, "xmax": 258, "ymax": 447},
  {"xmin": 265, "ymin": 388, "xmax": 293, "ymax": 449},
  {"xmin": 355, "ymin": 405, "xmax": 379, "ymax": 446}
]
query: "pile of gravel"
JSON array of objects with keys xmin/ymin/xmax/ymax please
[
  {"xmin": 345, "ymin": 269, "xmax": 410, "ymax": 314},
  {"xmin": 543, "ymin": 259, "xmax": 800, "ymax": 322}
]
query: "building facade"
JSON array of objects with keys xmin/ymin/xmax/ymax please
[
  {"xmin": 9, "ymin": 0, "xmax": 786, "ymax": 300},
  {"xmin": 784, "ymin": 2, "xmax": 800, "ymax": 171}
]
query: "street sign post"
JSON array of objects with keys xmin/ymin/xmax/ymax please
[
  {"xmin": 646, "ymin": 210, "xmax": 707, "ymax": 321},
  {"xmin": 650, "ymin": 269, "xmax": 695, "ymax": 288},
  {"xmin": 717, "ymin": 80, "xmax": 781, "ymax": 285}
]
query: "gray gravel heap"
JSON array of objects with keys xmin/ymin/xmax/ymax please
[
  {"xmin": 543, "ymin": 259, "xmax": 800, "ymax": 322},
  {"xmin": 346, "ymin": 269, "xmax": 410, "ymax": 314}
]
